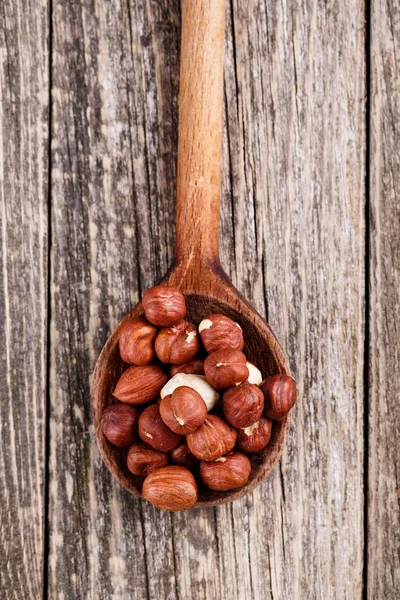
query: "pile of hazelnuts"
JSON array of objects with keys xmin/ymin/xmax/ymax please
[{"xmin": 101, "ymin": 285, "xmax": 296, "ymax": 511}]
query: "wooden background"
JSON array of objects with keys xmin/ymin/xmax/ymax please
[{"xmin": 1, "ymin": 0, "xmax": 399, "ymax": 598}]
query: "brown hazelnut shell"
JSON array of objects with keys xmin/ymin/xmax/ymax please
[
  {"xmin": 170, "ymin": 442, "xmax": 199, "ymax": 469},
  {"xmin": 170, "ymin": 359, "xmax": 205, "ymax": 377}
]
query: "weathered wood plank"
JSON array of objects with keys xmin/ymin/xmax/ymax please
[
  {"xmin": 0, "ymin": 1, "xmax": 49, "ymax": 598},
  {"xmin": 49, "ymin": 1, "xmax": 366, "ymax": 599},
  {"xmin": 368, "ymin": 1, "xmax": 400, "ymax": 597}
]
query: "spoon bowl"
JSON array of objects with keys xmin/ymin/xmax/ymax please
[{"xmin": 92, "ymin": 0, "xmax": 292, "ymax": 508}]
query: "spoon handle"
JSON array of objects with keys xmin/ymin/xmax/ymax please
[{"xmin": 174, "ymin": 0, "xmax": 225, "ymax": 268}]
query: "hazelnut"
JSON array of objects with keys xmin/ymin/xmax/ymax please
[
  {"xmin": 170, "ymin": 442, "xmax": 199, "ymax": 469},
  {"xmin": 186, "ymin": 414, "xmax": 236, "ymax": 461},
  {"xmin": 204, "ymin": 349, "xmax": 249, "ymax": 390},
  {"xmin": 127, "ymin": 442, "xmax": 169, "ymax": 476},
  {"xmin": 142, "ymin": 466, "xmax": 198, "ymax": 511},
  {"xmin": 161, "ymin": 373, "xmax": 219, "ymax": 412},
  {"xmin": 170, "ymin": 359, "xmax": 205, "ymax": 377},
  {"xmin": 199, "ymin": 451, "xmax": 251, "ymax": 491},
  {"xmin": 119, "ymin": 316, "xmax": 158, "ymax": 365},
  {"xmin": 101, "ymin": 404, "xmax": 139, "ymax": 447},
  {"xmin": 261, "ymin": 374, "xmax": 297, "ymax": 421},
  {"xmin": 159, "ymin": 387, "xmax": 207, "ymax": 434},
  {"xmin": 198, "ymin": 314, "xmax": 244, "ymax": 353},
  {"xmin": 246, "ymin": 362, "xmax": 263, "ymax": 385},
  {"xmin": 155, "ymin": 320, "xmax": 200, "ymax": 364},
  {"xmin": 223, "ymin": 382, "xmax": 264, "ymax": 428},
  {"xmin": 142, "ymin": 286, "xmax": 186, "ymax": 327},
  {"xmin": 138, "ymin": 404, "xmax": 183, "ymax": 451},
  {"xmin": 236, "ymin": 417, "xmax": 272, "ymax": 453},
  {"xmin": 113, "ymin": 364, "xmax": 168, "ymax": 405}
]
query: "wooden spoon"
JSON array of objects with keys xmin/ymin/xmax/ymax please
[{"xmin": 92, "ymin": 0, "xmax": 291, "ymax": 507}]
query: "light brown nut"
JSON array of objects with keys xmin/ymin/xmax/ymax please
[
  {"xmin": 261, "ymin": 374, "xmax": 297, "ymax": 421},
  {"xmin": 155, "ymin": 320, "xmax": 200, "ymax": 365},
  {"xmin": 170, "ymin": 442, "xmax": 199, "ymax": 469},
  {"xmin": 204, "ymin": 349, "xmax": 249, "ymax": 390},
  {"xmin": 199, "ymin": 452, "xmax": 251, "ymax": 491},
  {"xmin": 170, "ymin": 359, "xmax": 205, "ymax": 377},
  {"xmin": 138, "ymin": 404, "xmax": 183, "ymax": 451},
  {"xmin": 101, "ymin": 404, "xmax": 139, "ymax": 447},
  {"xmin": 159, "ymin": 387, "xmax": 207, "ymax": 435},
  {"xmin": 127, "ymin": 442, "xmax": 169, "ymax": 476},
  {"xmin": 223, "ymin": 382, "xmax": 264, "ymax": 428},
  {"xmin": 142, "ymin": 466, "xmax": 198, "ymax": 511},
  {"xmin": 199, "ymin": 314, "xmax": 244, "ymax": 353},
  {"xmin": 113, "ymin": 364, "xmax": 168, "ymax": 405},
  {"xmin": 119, "ymin": 316, "xmax": 158, "ymax": 365},
  {"xmin": 235, "ymin": 417, "xmax": 272, "ymax": 454},
  {"xmin": 142, "ymin": 286, "xmax": 186, "ymax": 327},
  {"xmin": 186, "ymin": 414, "xmax": 236, "ymax": 461}
]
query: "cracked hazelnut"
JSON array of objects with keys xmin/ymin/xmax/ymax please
[
  {"xmin": 170, "ymin": 359, "xmax": 205, "ymax": 377},
  {"xmin": 236, "ymin": 417, "xmax": 272, "ymax": 453},
  {"xmin": 155, "ymin": 320, "xmax": 200, "ymax": 364},
  {"xmin": 142, "ymin": 286, "xmax": 186, "ymax": 327},
  {"xmin": 119, "ymin": 316, "xmax": 158, "ymax": 365},
  {"xmin": 142, "ymin": 466, "xmax": 198, "ymax": 511},
  {"xmin": 159, "ymin": 386, "xmax": 207, "ymax": 434},
  {"xmin": 127, "ymin": 442, "xmax": 169, "ymax": 476},
  {"xmin": 101, "ymin": 404, "xmax": 139, "ymax": 447},
  {"xmin": 186, "ymin": 414, "xmax": 236, "ymax": 461},
  {"xmin": 198, "ymin": 314, "xmax": 244, "ymax": 353},
  {"xmin": 246, "ymin": 362, "xmax": 263, "ymax": 385},
  {"xmin": 204, "ymin": 349, "xmax": 249, "ymax": 390},
  {"xmin": 161, "ymin": 373, "xmax": 219, "ymax": 411},
  {"xmin": 113, "ymin": 364, "xmax": 168, "ymax": 405},
  {"xmin": 138, "ymin": 404, "xmax": 183, "ymax": 451},
  {"xmin": 200, "ymin": 451, "xmax": 251, "ymax": 491},
  {"xmin": 223, "ymin": 382, "xmax": 264, "ymax": 428},
  {"xmin": 261, "ymin": 374, "xmax": 297, "ymax": 421},
  {"xmin": 170, "ymin": 442, "xmax": 199, "ymax": 469}
]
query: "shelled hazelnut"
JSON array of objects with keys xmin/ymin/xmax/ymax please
[
  {"xmin": 159, "ymin": 386, "xmax": 207, "ymax": 434},
  {"xmin": 199, "ymin": 452, "xmax": 251, "ymax": 491},
  {"xmin": 127, "ymin": 442, "xmax": 169, "ymax": 476},
  {"xmin": 155, "ymin": 320, "xmax": 199, "ymax": 364},
  {"xmin": 139, "ymin": 404, "xmax": 183, "ymax": 451},
  {"xmin": 119, "ymin": 316, "xmax": 158, "ymax": 365},
  {"xmin": 199, "ymin": 314, "xmax": 244, "ymax": 353},
  {"xmin": 261, "ymin": 374, "xmax": 297, "ymax": 421},
  {"xmin": 142, "ymin": 466, "xmax": 198, "ymax": 511},
  {"xmin": 204, "ymin": 349, "xmax": 249, "ymax": 390},
  {"xmin": 223, "ymin": 382, "xmax": 264, "ymax": 428},
  {"xmin": 101, "ymin": 404, "xmax": 139, "ymax": 447},
  {"xmin": 236, "ymin": 417, "xmax": 272, "ymax": 454},
  {"xmin": 100, "ymin": 283, "xmax": 296, "ymax": 512}
]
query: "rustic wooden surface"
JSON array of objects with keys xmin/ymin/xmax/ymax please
[{"xmin": 1, "ymin": 0, "xmax": 399, "ymax": 599}]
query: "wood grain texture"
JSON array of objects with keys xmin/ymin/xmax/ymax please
[
  {"xmin": 0, "ymin": 1, "xmax": 49, "ymax": 598},
  {"xmin": 48, "ymin": 0, "xmax": 367, "ymax": 598},
  {"xmin": 369, "ymin": 1, "xmax": 400, "ymax": 597}
]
